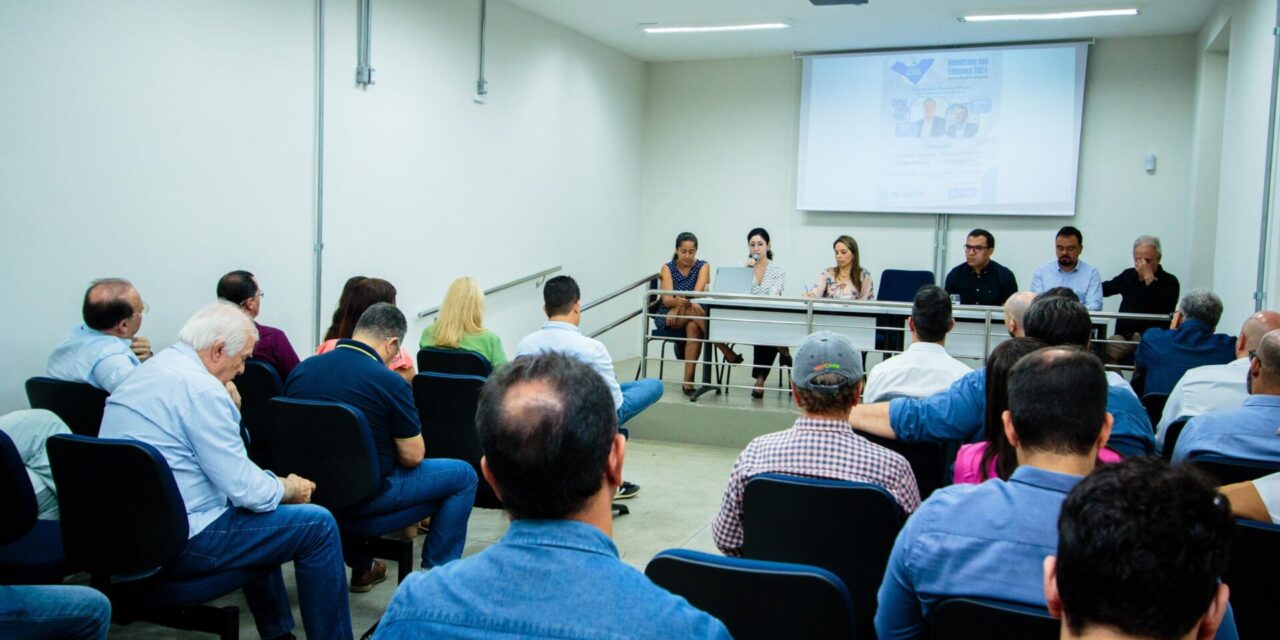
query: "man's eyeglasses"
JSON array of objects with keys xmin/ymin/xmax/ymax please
[
  {"xmin": 133, "ymin": 302, "xmax": 150, "ymax": 317},
  {"xmin": 963, "ymin": 245, "xmax": 989, "ymax": 253}
]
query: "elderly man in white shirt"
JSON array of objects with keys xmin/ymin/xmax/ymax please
[
  {"xmin": 1156, "ymin": 310, "xmax": 1280, "ymax": 445},
  {"xmin": 864, "ymin": 285, "xmax": 972, "ymax": 402}
]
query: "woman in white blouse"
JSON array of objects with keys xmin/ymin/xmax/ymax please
[{"xmin": 745, "ymin": 228, "xmax": 791, "ymax": 398}]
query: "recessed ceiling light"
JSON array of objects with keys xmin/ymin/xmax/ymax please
[
  {"xmin": 959, "ymin": 8, "xmax": 1139, "ymax": 23},
  {"xmin": 641, "ymin": 22, "xmax": 792, "ymax": 34}
]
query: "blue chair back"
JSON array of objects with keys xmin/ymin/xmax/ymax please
[
  {"xmin": 234, "ymin": 359, "xmax": 284, "ymax": 465},
  {"xmin": 929, "ymin": 597, "xmax": 1058, "ymax": 639},
  {"xmin": 742, "ymin": 474, "xmax": 906, "ymax": 638},
  {"xmin": 25, "ymin": 377, "xmax": 109, "ymax": 437},
  {"xmin": 1189, "ymin": 455, "xmax": 1280, "ymax": 485},
  {"xmin": 266, "ymin": 398, "xmax": 381, "ymax": 510},
  {"xmin": 645, "ymin": 549, "xmax": 855, "ymax": 640},
  {"xmin": 1222, "ymin": 519, "xmax": 1280, "ymax": 639},
  {"xmin": 878, "ymin": 269, "xmax": 936, "ymax": 303},
  {"xmin": 0, "ymin": 430, "xmax": 36, "ymax": 545},
  {"xmin": 413, "ymin": 372, "xmax": 501, "ymax": 508},
  {"xmin": 417, "ymin": 347, "xmax": 492, "ymax": 377},
  {"xmin": 46, "ymin": 434, "xmax": 190, "ymax": 576}
]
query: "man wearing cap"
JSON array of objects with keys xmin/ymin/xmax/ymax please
[{"xmin": 712, "ymin": 331, "xmax": 920, "ymax": 557}]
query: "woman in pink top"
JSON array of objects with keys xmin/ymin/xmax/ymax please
[{"xmin": 316, "ymin": 277, "xmax": 417, "ymax": 383}]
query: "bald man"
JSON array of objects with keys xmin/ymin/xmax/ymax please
[
  {"xmin": 47, "ymin": 278, "xmax": 152, "ymax": 392},
  {"xmin": 1156, "ymin": 310, "xmax": 1280, "ymax": 445},
  {"xmin": 1172, "ymin": 329, "xmax": 1280, "ymax": 463},
  {"xmin": 1003, "ymin": 292, "xmax": 1036, "ymax": 338}
]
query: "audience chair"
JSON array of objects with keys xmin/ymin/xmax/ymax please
[
  {"xmin": 1221, "ymin": 518, "xmax": 1280, "ymax": 640},
  {"xmin": 876, "ymin": 270, "xmax": 935, "ymax": 355},
  {"xmin": 645, "ymin": 549, "xmax": 856, "ymax": 640},
  {"xmin": 47, "ymin": 434, "xmax": 273, "ymax": 639},
  {"xmin": 928, "ymin": 597, "xmax": 1058, "ymax": 640},
  {"xmin": 1140, "ymin": 393, "xmax": 1168, "ymax": 432},
  {"xmin": 1189, "ymin": 455, "xmax": 1280, "ymax": 486},
  {"xmin": 0, "ymin": 430, "xmax": 65, "ymax": 585},
  {"xmin": 862, "ymin": 425, "xmax": 950, "ymax": 499},
  {"xmin": 641, "ymin": 277, "xmax": 687, "ymax": 380},
  {"xmin": 742, "ymin": 473, "xmax": 906, "ymax": 639},
  {"xmin": 232, "ymin": 359, "xmax": 283, "ymax": 467},
  {"xmin": 412, "ymin": 371, "xmax": 502, "ymax": 509},
  {"xmin": 1160, "ymin": 419, "xmax": 1189, "ymax": 462},
  {"xmin": 24, "ymin": 376, "xmax": 109, "ymax": 437},
  {"xmin": 267, "ymin": 398, "xmax": 436, "ymax": 585},
  {"xmin": 417, "ymin": 347, "xmax": 492, "ymax": 378}
]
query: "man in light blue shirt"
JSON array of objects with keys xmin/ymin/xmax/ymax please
[
  {"xmin": 875, "ymin": 348, "xmax": 1239, "ymax": 640},
  {"xmin": 374, "ymin": 353, "xmax": 729, "ymax": 640},
  {"xmin": 849, "ymin": 294, "xmax": 1155, "ymax": 457},
  {"xmin": 1172, "ymin": 329, "xmax": 1280, "ymax": 463},
  {"xmin": 47, "ymin": 278, "xmax": 153, "ymax": 392},
  {"xmin": 100, "ymin": 302, "xmax": 352, "ymax": 640},
  {"xmin": 1029, "ymin": 226, "xmax": 1103, "ymax": 310},
  {"xmin": 517, "ymin": 275, "xmax": 662, "ymax": 498}
]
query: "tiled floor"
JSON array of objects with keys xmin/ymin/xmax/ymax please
[{"xmin": 108, "ymin": 438, "xmax": 741, "ymax": 638}]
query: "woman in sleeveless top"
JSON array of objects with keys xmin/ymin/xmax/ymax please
[
  {"xmin": 804, "ymin": 235, "xmax": 875, "ymax": 300},
  {"xmin": 657, "ymin": 232, "xmax": 742, "ymax": 394}
]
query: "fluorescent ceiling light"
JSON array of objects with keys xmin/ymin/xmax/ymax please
[
  {"xmin": 960, "ymin": 8, "xmax": 1139, "ymax": 22},
  {"xmin": 642, "ymin": 23, "xmax": 791, "ymax": 34}
]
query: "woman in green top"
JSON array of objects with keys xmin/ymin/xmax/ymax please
[{"xmin": 420, "ymin": 276, "xmax": 507, "ymax": 367}]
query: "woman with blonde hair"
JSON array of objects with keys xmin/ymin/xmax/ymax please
[{"xmin": 420, "ymin": 276, "xmax": 507, "ymax": 367}]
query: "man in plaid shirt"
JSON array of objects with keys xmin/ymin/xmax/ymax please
[{"xmin": 712, "ymin": 331, "xmax": 921, "ymax": 556}]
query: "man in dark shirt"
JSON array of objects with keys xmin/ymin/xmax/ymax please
[
  {"xmin": 217, "ymin": 270, "xmax": 302, "ymax": 379},
  {"xmin": 943, "ymin": 229, "xmax": 1018, "ymax": 306},
  {"xmin": 1102, "ymin": 235, "xmax": 1180, "ymax": 339},
  {"xmin": 285, "ymin": 303, "xmax": 477, "ymax": 592}
]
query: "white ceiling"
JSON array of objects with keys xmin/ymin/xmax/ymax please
[{"xmin": 504, "ymin": 0, "xmax": 1218, "ymax": 62}]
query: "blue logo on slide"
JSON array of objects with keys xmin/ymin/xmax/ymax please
[{"xmin": 890, "ymin": 59, "xmax": 934, "ymax": 85}]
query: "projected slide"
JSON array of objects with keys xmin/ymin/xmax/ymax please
[{"xmin": 796, "ymin": 43, "xmax": 1089, "ymax": 216}]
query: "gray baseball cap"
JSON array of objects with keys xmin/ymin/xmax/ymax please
[{"xmin": 792, "ymin": 331, "xmax": 864, "ymax": 394}]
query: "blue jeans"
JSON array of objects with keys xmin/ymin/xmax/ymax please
[
  {"xmin": 164, "ymin": 504, "xmax": 352, "ymax": 640},
  {"xmin": 343, "ymin": 459, "xmax": 478, "ymax": 570},
  {"xmin": 617, "ymin": 378, "xmax": 664, "ymax": 428},
  {"xmin": 0, "ymin": 585, "xmax": 110, "ymax": 640}
]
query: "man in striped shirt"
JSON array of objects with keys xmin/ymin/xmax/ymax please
[{"xmin": 712, "ymin": 331, "xmax": 920, "ymax": 556}]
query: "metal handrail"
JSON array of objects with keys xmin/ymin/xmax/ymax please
[
  {"xmin": 581, "ymin": 273, "xmax": 658, "ymax": 312},
  {"xmin": 417, "ymin": 266, "xmax": 561, "ymax": 319},
  {"xmin": 588, "ymin": 309, "xmax": 643, "ymax": 339}
]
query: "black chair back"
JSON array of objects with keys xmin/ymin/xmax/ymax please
[
  {"xmin": 1140, "ymin": 393, "xmax": 1168, "ymax": 431},
  {"xmin": 1222, "ymin": 519, "xmax": 1280, "ymax": 639},
  {"xmin": 25, "ymin": 377, "xmax": 109, "ymax": 437},
  {"xmin": 863, "ymin": 430, "xmax": 949, "ymax": 498},
  {"xmin": 929, "ymin": 597, "xmax": 1058, "ymax": 640},
  {"xmin": 742, "ymin": 473, "xmax": 905, "ymax": 637},
  {"xmin": 0, "ymin": 431, "xmax": 36, "ymax": 545},
  {"xmin": 417, "ymin": 347, "xmax": 492, "ymax": 377},
  {"xmin": 413, "ymin": 372, "xmax": 501, "ymax": 508},
  {"xmin": 233, "ymin": 360, "xmax": 284, "ymax": 465},
  {"xmin": 46, "ymin": 434, "xmax": 189, "ymax": 576},
  {"xmin": 645, "ymin": 549, "xmax": 855, "ymax": 640},
  {"xmin": 1161, "ymin": 419, "xmax": 1189, "ymax": 462},
  {"xmin": 266, "ymin": 398, "xmax": 381, "ymax": 510},
  {"xmin": 1190, "ymin": 455, "xmax": 1280, "ymax": 485}
]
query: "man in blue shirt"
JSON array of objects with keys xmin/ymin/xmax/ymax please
[
  {"xmin": 849, "ymin": 294, "xmax": 1155, "ymax": 457},
  {"xmin": 47, "ymin": 278, "xmax": 153, "ymax": 392},
  {"xmin": 1029, "ymin": 226, "xmax": 1103, "ymax": 311},
  {"xmin": 374, "ymin": 353, "xmax": 730, "ymax": 639},
  {"xmin": 285, "ymin": 302, "xmax": 477, "ymax": 591},
  {"xmin": 101, "ymin": 302, "xmax": 351, "ymax": 640},
  {"xmin": 876, "ymin": 348, "xmax": 1239, "ymax": 640},
  {"xmin": 1045, "ymin": 458, "xmax": 1234, "ymax": 640},
  {"xmin": 1173, "ymin": 329, "xmax": 1280, "ymax": 463},
  {"xmin": 516, "ymin": 275, "xmax": 662, "ymax": 498},
  {"xmin": 1134, "ymin": 289, "xmax": 1237, "ymax": 397}
]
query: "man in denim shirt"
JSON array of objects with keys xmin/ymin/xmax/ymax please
[{"xmin": 374, "ymin": 353, "xmax": 729, "ymax": 639}]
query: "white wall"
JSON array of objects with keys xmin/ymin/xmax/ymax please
[
  {"xmin": 0, "ymin": 0, "xmax": 646, "ymax": 412},
  {"xmin": 641, "ymin": 37, "xmax": 1202, "ymax": 313}
]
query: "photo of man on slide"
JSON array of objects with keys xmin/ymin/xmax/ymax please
[
  {"xmin": 947, "ymin": 104, "xmax": 979, "ymax": 138},
  {"xmin": 911, "ymin": 98, "xmax": 946, "ymax": 137}
]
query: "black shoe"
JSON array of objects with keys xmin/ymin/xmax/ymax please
[
  {"xmin": 617, "ymin": 481, "xmax": 641, "ymax": 499},
  {"xmin": 780, "ymin": 354, "xmax": 793, "ymax": 368}
]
